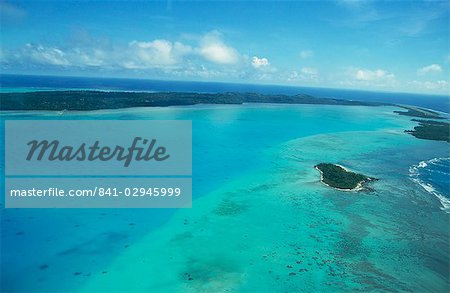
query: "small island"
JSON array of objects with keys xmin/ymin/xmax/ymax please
[{"xmin": 314, "ymin": 163, "xmax": 377, "ymax": 191}]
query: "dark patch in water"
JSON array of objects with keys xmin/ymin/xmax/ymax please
[
  {"xmin": 58, "ymin": 232, "xmax": 128, "ymax": 256},
  {"xmin": 171, "ymin": 232, "xmax": 193, "ymax": 243},
  {"xmin": 213, "ymin": 199, "xmax": 248, "ymax": 216},
  {"xmin": 249, "ymin": 183, "xmax": 278, "ymax": 192},
  {"xmin": 180, "ymin": 257, "xmax": 241, "ymax": 289},
  {"xmin": 183, "ymin": 272, "xmax": 194, "ymax": 281},
  {"xmin": 39, "ymin": 264, "xmax": 49, "ymax": 270}
]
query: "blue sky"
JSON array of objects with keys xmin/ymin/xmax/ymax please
[{"xmin": 1, "ymin": 0, "xmax": 449, "ymax": 94}]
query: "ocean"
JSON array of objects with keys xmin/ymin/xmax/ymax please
[
  {"xmin": 1, "ymin": 75, "xmax": 449, "ymax": 291},
  {"xmin": 410, "ymin": 158, "xmax": 450, "ymax": 212}
]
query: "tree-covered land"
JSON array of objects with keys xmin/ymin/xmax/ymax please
[
  {"xmin": 405, "ymin": 119, "xmax": 450, "ymax": 142},
  {"xmin": 0, "ymin": 90, "xmax": 387, "ymax": 111},
  {"xmin": 315, "ymin": 163, "xmax": 377, "ymax": 190}
]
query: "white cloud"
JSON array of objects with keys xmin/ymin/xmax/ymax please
[
  {"xmin": 198, "ymin": 31, "xmax": 240, "ymax": 65},
  {"xmin": 408, "ymin": 80, "xmax": 449, "ymax": 91},
  {"xmin": 251, "ymin": 56, "xmax": 269, "ymax": 69},
  {"xmin": 3, "ymin": 31, "xmax": 271, "ymax": 81},
  {"xmin": 287, "ymin": 67, "xmax": 319, "ymax": 83},
  {"xmin": 70, "ymin": 48, "xmax": 107, "ymax": 67},
  {"xmin": 131, "ymin": 40, "xmax": 177, "ymax": 65},
  {"xmin": 6, "ymin": 31, "xmax": 243, "ymax": 70},
  {"xmin": 301, "ymin": 67, "xmax": 318, "ymax": 75},
  {"xmin": 301, "ymin": 67, "xmax": 319, "ymax": 81},
  {"xmin": 287, "ymin": 71, "xmax": 299, "ymax": 81},
  {"xmin": 299, "ymin": 50, "xmax": 314, "ymax": 59},
  {"xmin": 335, "ymin": 67, "xmax": 396, "ymax": 89},
  {"xmin": 123, "ymin": 40, "xmax": 192, "ymax": 69},
  {"xmin": 24, "ymin": 44, "xmax": 71, "ymax": 66},
  {"xmin": 417, "ymin": 64, "xmax": 442, "ymax": 75},
  {"xmin": 17, "ymin": 44, "xmax": 109, "ymax": 68},
  {"xmin": 355, "ymin": 68, "xmax": 395, "ymax": 81}
]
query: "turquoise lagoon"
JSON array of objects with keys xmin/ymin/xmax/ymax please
[{"xmin": 1, "ymin": 104, "xmax": 449, "ymax": 292}]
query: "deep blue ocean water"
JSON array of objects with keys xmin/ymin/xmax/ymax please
[
  {"xmin": 410, "ymin": 158, "xmax": 450, "ymax": 212},
  {"xmin": 1, "ymin": 74, "xmax": 449, "ymax": 113}
]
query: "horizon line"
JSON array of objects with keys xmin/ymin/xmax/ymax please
[{"xmin": 1, "ymin": 73, "xmax": 449, "ymax": 98}]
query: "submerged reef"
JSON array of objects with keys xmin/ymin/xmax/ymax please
[{"xmin": 314, "ymin": 163, "xmax": 377, "ymax": 191}]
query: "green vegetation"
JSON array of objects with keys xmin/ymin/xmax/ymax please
[
  {"xmin": 405, "ymin": 119, "xmax": 450, "ymax": 142},
  {"xmin": 0, "ymin": 90, "xmax": 387, "ymax": 111},
  {"xmin": 315, "ymin": 163, "xmax": 377, "ymax": 190},
  {"xmin": 393, "ymin": 105, "xmax": 443, "ymax": 119},
  {"xmin": 393, "ymin": 105, "xmax": 449, "ymax": 142}
]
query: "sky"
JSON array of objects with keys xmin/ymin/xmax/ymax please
[{"xmin": 0, "ymin": 0, "xmax": 449, "ymax": 94}]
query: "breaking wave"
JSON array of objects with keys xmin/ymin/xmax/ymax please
[{"xmin": 409, "ymin": 157, "xmax": 450, "ymax": 213}]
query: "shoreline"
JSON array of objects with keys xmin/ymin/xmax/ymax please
[
  {"xmin": 0, "ymin": 102, "xmax": 394, "ymax": 114},
  {"xmin": 314, "ymin": 163, "xmax": 378, "ymax": 192},
  {"xmin": 1, "ymin": 90, "xmax": 447, "ymax": 122},
  {"xmin": 0, "ymin": 90, "xmax": 390, "ymax": 111}
]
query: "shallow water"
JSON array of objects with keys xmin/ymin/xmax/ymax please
[{"xmin": 1, "ymin": 104, "xmax": 449, "ymax": 292}]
